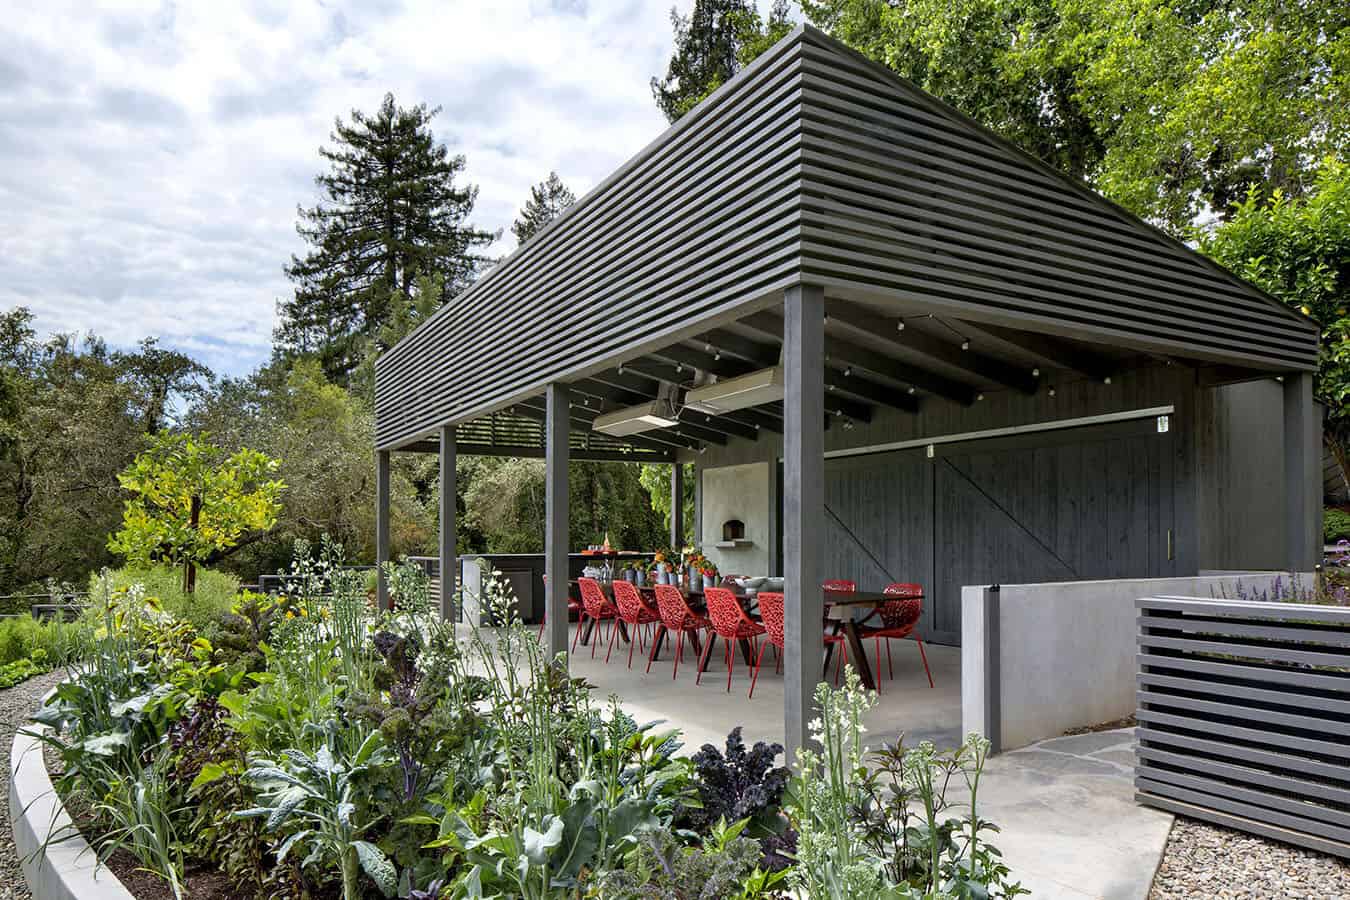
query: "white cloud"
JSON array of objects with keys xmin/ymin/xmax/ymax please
[{"xmin": 0, "ymin": 0, "xmax": 711, "ymax": 376}]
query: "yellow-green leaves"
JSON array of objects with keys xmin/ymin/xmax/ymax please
[{"xmin": 107, "ymin": 432, "xmax": 285, "ymax": 571}]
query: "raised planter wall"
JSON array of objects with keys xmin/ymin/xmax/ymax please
[
  {"xmin": 1136, "ymin": 595, "xmax": 1350, "ymax": 859},
  {"xmin": 9, "ymin": 694, "xmax": 135, "ymax": 899},
  {"xmin": 961, "ymin": 572, "xmax": 1303, "ymax": 751}
]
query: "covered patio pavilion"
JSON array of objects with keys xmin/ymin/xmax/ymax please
[{"xmin": 372, "ymin": 25, "xmax": 1321, "ymax": 759}]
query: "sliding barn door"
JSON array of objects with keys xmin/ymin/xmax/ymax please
[
  {"xmin": 932, "ymin": 418, "xmax": 1174, "ymax": 644},
  {"xmin": 820, "ymin": 417, "xmax": 1174, "ymax": 647}
]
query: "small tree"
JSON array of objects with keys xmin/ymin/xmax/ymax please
[{"xmin": 108, "ymin": 433, "xmax": 285, "ymax": 592}]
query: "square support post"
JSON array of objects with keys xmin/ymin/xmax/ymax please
[
  {"xmin": 439, "ymin": 425, "xmax": 457, "ymax": 621},
  {"xmin": 670, "ymin": 461, "xmax": 685, "ymax": 549},
  {"xmin": 1284, "ymin": 373, "xmax": 1319, "ymax": 571},
  {"xmin": 545, "ymin": 384, "xmax": 571, "ymax": 662},
  {"xmin": 783, "ymin": 283, "xmax": 825, "ymax": 763},
  {"xmin": 375, "ymin": 449, "xmax": 391, "ymax": 610}
]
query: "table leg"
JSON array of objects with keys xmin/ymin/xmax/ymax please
[
  {"xmin": 617, "ymin": 620, "xmax": 631, "ymax": 643},
  {"xmin": 738, "ymin": 637, "xmax": 754, "ymax": 666},
  {"xmin": 651, "ymin": 626, "xmax": 667, "ymax": 659},
  {"xmin": 698, "ymin": 633, "xmax": 718, "ymax": 673},
  {"xmin": 580, "ymin": 617, "xmax": 596, "ymax": 646},
  {"xmin": 822, "ymin": 619, "xmax": 843, "ymax": 676},
  {"xmin": 843, "ymin": 621, "xmax": 874, "ymax": 690}
]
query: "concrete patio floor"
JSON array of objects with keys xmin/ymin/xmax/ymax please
[{"xmin": 474, "ymin": 623, "xmax": 1172, "ymax": 899}]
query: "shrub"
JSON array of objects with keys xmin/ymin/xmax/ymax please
[
  {"xmin": 1326, "ymin": 508, "xmax": 1350, "ymax": 542},
  {"xmin": 0, "ymin": 614, "xmax": 89, "ymax": 668},
  {"xmin": 89, "ymin": 565, "xmax": 239, "ymax": 634}
]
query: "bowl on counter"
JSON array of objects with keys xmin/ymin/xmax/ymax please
[{"xmin": 732, "ymin": 576, "xmax": 768, "ymax": 590}]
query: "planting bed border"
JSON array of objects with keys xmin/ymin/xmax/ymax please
[{"xmin": 9, "ymin": 688, "xmax": 135, "ymax": 900}]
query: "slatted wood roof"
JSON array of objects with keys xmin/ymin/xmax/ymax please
[{"xmin": 374, "ymin": 24, "xmax": 1317, "ymax": 452}]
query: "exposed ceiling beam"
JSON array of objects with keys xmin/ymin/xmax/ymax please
[
  {"xmin": 456, "ymin": 443, "xmax": 674, "ymax": 463},
  {"xmin": 695, "ymin": 329, "xmax": 781, "ymax": 368},
  {"xmin": 740, "ymin": 311, "xmax": 977, "ymax": 406},
  {"xmin": 649, "ymin": 344, "xmax": 755, "ymax": 379},
  {"xmin": 826, "ymin": 302, "xmax": 1039, "ymax": 395},
  {"xmin": 957, "ymin": 321, "xmax": 1116, "ymax": 381}
]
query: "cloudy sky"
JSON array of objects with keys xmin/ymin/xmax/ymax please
[{"xmin": 0, "ymin": 1, "xmax": 746, "ymax": 377}]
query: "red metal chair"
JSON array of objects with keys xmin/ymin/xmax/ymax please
[
  {"xmin": 859, "ymin": 582, "xmax": 933, "ymax": 689},
  {"xmin": 609, "ymin": 580, "xmax": 661, "ymax": 667},
  {"xmin": 822, "ymin": 579, "xmax": 857, "ymax": 594},
  {"xmin": 576, "ymin": 578, "xmax": 618, "ymax": 660},
  {"xmin": 648, "ymin": 584, "xmax": 711, "ymax": 679},
  {"xmin": 539, "ymin": 574, "xmax": 586, "ymax": 646},
  {"xmin": 698, "ymin": 587, "xmax": 767, "ymax": 692},
  {"xmin": 748, "ymin": 592, "xmax": 851, "ymax": 697}
]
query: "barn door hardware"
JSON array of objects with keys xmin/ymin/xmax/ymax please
[{"xmin": 1167, "ymin": 528, "xmax": 1175, "ymax": 561}]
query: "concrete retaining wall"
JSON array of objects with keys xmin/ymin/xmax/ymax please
[
  {"xmin": 961, "ymin": 572, "xmax": 1309, "ymax": 752},
  {"xmin": 9, "ymin": 697, "xmax": 134, "ymax": 899}
]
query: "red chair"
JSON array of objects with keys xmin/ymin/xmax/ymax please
[
  {"xmin": 698, "ymin": 587, "xmax": 766, "ymax": 692},
  {"xmin": 648, "ymin": 584, "xmax": 711, "ymax": 679},
  {"xmin": 576, "ymin": 578, "xmax": 619, "ymax": 660},
  {"xmin": 748, "ymin": 592, "xmax": 851, "ymax": 697},
  {"xmin": 822, "ymin": 579, "xmax": 857, "ymax": 594},
  {"xmin": 609, "ymin": 580, "xmax": 661, "ymax": 667},
  {"xmin": 539, "ymin": 574, "xmax": 586, "ymax": 646},
  {"xmin": 859, "ymin": 582, "xmax": 933, "ymax": 689}
]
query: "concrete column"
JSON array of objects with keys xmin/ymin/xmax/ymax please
[
  {"xmin": 783, "ymin": 283, "xmax": 825, "ymax": 763},
  {"xmin": 439, "ymin": 425, "xmax": 456, "ymax": 621},
  {"xmin": 670, "ymin": 461, "xmax": 685, "ymax": 549},
  {"xmin": 1284, "ymin": 373, "xmax": 1320, "ymax": 571},
  {"xmin": 375, "ymin": 449, "xmax": 391, "ymax": 610},
  {"xmin": 545, "ymin": 384, "xmax": 571, "ymax": 662}
]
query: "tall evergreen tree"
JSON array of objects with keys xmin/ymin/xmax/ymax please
[
  {"xmin": 277, "ymin": 93, "xmax": 496, "ymax": 382},
  {"xmin": 651, "ymin": 0, "xmax": 792, "ymax": 123},
  {"xmin": 511, "ymin": 172, "xmax": 577, "ymax": 245}
]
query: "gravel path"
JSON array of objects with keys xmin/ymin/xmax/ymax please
[
  {"xmin": 1150, "ymin": 817, "xmax": 1350, "ymax": 900},
  {"xmin": 0, "ymin": 670, "xmax": 67, "ymax": 900}
]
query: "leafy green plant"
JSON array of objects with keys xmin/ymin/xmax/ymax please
[
  {"xmin": 786, "ymin": 669, "xmax": 1025, "ymax": 899},
  {"xmin": 1326, "ymin": 509, "xmax": 1350, "ymax": 543},
  {"xmin": 599, "ymin": 818, "xmax": 788, "ymax": 899},
  {"xmin": 237, "ymin": 725, "xmax": 395, "ymax": 900},
  {"xmin": 90, "ymin": 564, "xmax": 241, "ymax": 634}
]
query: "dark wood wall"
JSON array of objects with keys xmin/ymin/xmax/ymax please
[{"xmin": 696, "ymin": 361, "xmax": 1287, "ymax": 647}]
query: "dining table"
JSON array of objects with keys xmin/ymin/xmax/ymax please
[{"xmin": 822, "ymin": 591, "xmax": 913, "ymax": 691}]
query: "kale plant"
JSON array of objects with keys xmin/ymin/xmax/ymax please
[{"xmin": 678, "ymin": 726, "xmax": 792, "ymax": 868}]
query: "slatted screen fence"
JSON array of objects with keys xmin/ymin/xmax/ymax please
[{"xmin": 1136, "ymin": 596, "xmax": 1350, "ymax": 858}]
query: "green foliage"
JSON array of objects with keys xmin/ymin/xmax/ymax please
[
  {"xmin": 0, "ymin": 310, "xmax": 164, "ymax": 593},
  {"xmin": 107, "ymin": 432, "xmax": 283, "ymax": 594},
  {"xmin": 786, "ymin": 670, "xmax": 1025, "ymax": 899},
  {"xmin": 651, "ymin": 0, "xmax": 792, "ymax": 122},
  {"xmin": 186, "ymin": 358, "xmax": 435, "ymax": 576},
  {"xmin": 1201, "ymin": 159, "xmax": 1350, "ymax": 487},
  {"xmin": 91, "ymin": 565, "xmax": 241, "ymax": 635},
  {"xmin": 639, "ymin": 463, "xmax": 695, "ymax": 546},
  {"xmin": 277, "ymin": 92, "xmax": 496, "ymax": 382},
  {"xmin": 460, "ymin": 456, "xmax": 666, "ymax": 554},
  {"xmin": 0, "ymin": 614, "xmax": 88, "ymax": 668},
  {"xmin": 512, "ymin": 172, "xmax": 577, "ymax": 246},
  {"xmin": 0, "ymin": 657, "xmax": 45, "ymax": 688},
  {"xmin": 1327, "ymin": 509, "xmax": 1350, "ymax": 542},
  {"xmin": 40, "ymin": 544, "xmax": 1019, "ymax": 900}
]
